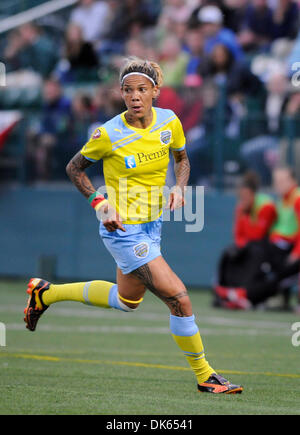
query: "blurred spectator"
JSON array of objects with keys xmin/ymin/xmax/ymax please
[
  {"xmin": 69, "ymin": 0, "xmax": 111, "ymax": 43},
  {"xmin": 1, "ymin": 0, "xmax": 298, "ymax": 188},
  {"xmin": 180, "ymin": 74, "xmax": 203, "ymax": 133},
  {"xmin": 159, "ymin": 35, "xmax": 189, "ymax": 87},
  {"xmin": 110, "ymin": 37, "xmax": 148, "ymax": 71},
  {"xmin": 199, "ymin": 43, "xmax": 262, "ymax": 139},
  {"xmin": 71, "ymin": 93, "xmax": 97, "ymax": 148},
  {"xmin": 240, "ymin": 135, "xmax": 280, "ymax": 186},
  {"xmin": 222, "ymin": 0, "xmax": 249, "ymax": 33},
  {"xmin": 196, "ymin": 5, "xmax": 244, "ymax": 60},
  {"xmin": 4, "ymin": 23, "xmax": 58, "ymax": 78},
  {"xmin": 281, "ymin": 91, "xmax": 300, "ymax": 182},
  {"xmin": 156, "ymin": 87, "xmax": 184, "ymax": 117},
  {"xmin": 251, "ymin": 37, "xmax": 294, "ymax": 85},
  {"xmin": 184, "ymin": 27, "xmax": 205, "ymax": 75},
  {"xmin": 107, "ymin": 0, "xmax": 155, "ymax": 45},
  {"xmin": 102, "ymin": 81, "xmax": 126, "ymax": 118},
  {"xmin": 265, "ymin": 72, "xmax": 289, "ymax": 133},
  {"xmin": 125, "ymin": 38, "xmax": 147, "ymax": 59},
  {"xmin": 27, "ymin": 79, "xmax": 72, "ymax": 181},
  {"xmin": 286, "ymin": 91, "xmax": 300, "ymax": 117},
  {"xmin": 160, "ymin": 0, "xmax": 195, "ymax": 25},
  {"xmin": 179, "ymin": 75, "xmax": 206, "ymax": 184},
  {"xmin": 239, "ymin": 71, "xmax": 290, "ymax": 185},
  {"xmin": 158, "ymin": 0, "xmax": 200, "ymax": 41},
  {"xmin": 272, "ymin": 0, "xmax": 299, "ymax": 40},
  {"xmin": 199, "ymin": 43, "xmax": 262, "ymax": 97},
  {"xmin": 92, "ymin": 86, "xmax": 111, "ymax": 124},
  {"xmin": 184, "ymin": 79, "xmax": 221, "ymax": 184},
  {"xmin": 238, "ymin": 0, "xmax": 274, "ymax": 52},
  {"xmin": 55, "ymin": 23, "xmax": 99, "ymax": 83},
  {"xmin": 288, "ymin": 30, "xmax": 300, "ymax": 78},
  {"xmin": 156, "ymin": 74, "xmax": 203, "ymax": 128},
  {"xmin": 3, "ymin": 30, "xmax": 24, "ymax": 72}
]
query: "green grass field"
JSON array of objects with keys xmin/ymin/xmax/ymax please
[{"xmin": 0, "ymin": 279, "xmax": 300, "ymax": 415}]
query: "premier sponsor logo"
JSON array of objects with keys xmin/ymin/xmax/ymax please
[
  {"xmin": 137, "ymin": 147, "xmax": 168, "ymax": 164},
  {"xmin": 124, "ymin": 147, "xmax": 168, "ymax": 168}
]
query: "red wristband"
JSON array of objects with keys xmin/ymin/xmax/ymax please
[{"xmin": 90, "ymin": 196, "xmax": 106, "ymax": 209}]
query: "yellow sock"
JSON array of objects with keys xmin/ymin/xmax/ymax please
[
  {"xmin": 42, "ymin": 280, "xmax": 113, "ymax": 308},
  {"xmin": 170, "ymin": 314, "xmax": 215, "ymax": 384}
]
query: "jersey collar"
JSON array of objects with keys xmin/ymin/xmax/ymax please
[{"xmin": 121, "ymin": 107, "xmax": 157, "ymax": 133}]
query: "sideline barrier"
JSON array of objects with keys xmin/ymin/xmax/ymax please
[{"xmin": 0, "ymin": 187, "xmax": 235, "ymax": 287}]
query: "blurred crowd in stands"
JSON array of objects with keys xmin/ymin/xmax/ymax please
[{"xmin": 0, "ymin": 0, "xmax": 300, "ymax": 185}]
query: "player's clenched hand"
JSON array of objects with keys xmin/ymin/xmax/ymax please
[
  {"xmin": 96, "ymin": 202, "xmax": 126, "ymax": 232},
  {"xmin": 166, "ymin": 186, "xmax": 186, "ymax": 211}
]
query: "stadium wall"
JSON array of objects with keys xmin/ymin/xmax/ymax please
[{"xmin": 0, "ymin": 187, "xmax": 235, "ymax": 288}]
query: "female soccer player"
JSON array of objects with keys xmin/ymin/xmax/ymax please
[{"xmin": 24, "ymin": 58, "xmax": 243, "ymax": 394}]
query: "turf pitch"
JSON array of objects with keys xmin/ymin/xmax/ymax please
[{"xmin": 0, "ymin": 279, "xmax": 300, "ymax": 415}]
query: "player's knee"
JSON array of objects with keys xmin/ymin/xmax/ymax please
[
  {"xmin": 120, "ymin": 303, "xmax": 140, "ymax": 312},
  {"xmin": 166, "ymin": 293, "xmax": 192, "ymax": 316},
  {"xmin": 117, "ymin": 294, "xmax": 142, "ymax": 312},
  {"xmin": 178, "ymin": 295, "xmax": 192, "ymax": 312}
]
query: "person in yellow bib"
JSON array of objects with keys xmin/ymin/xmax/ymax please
[
  {"xmin": 215, "ymin": 167, "xmax": 300, "ymax": 312},
  {"xmin": 24, "ymin": 57, "xmax": 242, "ymax": 394}
]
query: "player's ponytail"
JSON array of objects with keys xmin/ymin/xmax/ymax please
[
  {"xmin": 149, "ymin": 61, "xmax": 163, "ymax": 88},
  {"xmin": 120, "ymin": 57, "xmax": 164, "ymax": 89}
]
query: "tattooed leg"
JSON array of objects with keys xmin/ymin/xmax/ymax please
[
  {"xmin": 131, "ymin": 261, "xmax": 217, "ymax": 386},
  {"xmin": 131, "ymin": 262, "xmax": 192, "ymax": 317}
]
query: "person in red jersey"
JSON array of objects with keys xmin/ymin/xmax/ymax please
[
  {"xmin": 215, "ymin": 168, "xmax": 300, "ymax": 312},
  {"xmin": 234, "ymin": 171, "xmax": 277, "ymax": 248},
  {"xmin": 214, "ymin": 171, "xmax": 277, "ymax": 310}
]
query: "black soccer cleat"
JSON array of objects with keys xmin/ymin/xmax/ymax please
[
  {"xmin": 24, "ymin": 278, "xmax": 50, "ymax": 331},
  {"xmin": 198, "ymin": 373, "xmax": 243, "ymax": 394}
]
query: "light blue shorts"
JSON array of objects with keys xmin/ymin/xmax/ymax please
[{"xmin": 99, "ymin": 215, "xmax": 162, "ymax": 274}]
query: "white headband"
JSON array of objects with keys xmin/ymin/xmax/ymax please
[{"xmin": 121, "ymin": 72, "xmax": 156, "ymax": 87}]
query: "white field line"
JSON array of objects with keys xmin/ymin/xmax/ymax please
[
  {"xmin": 5, "ymin": 322, "xmax": 292, "ymax": 336},
  {"xmin": 0, "ymin": 304, "xmax": 294, "ymax": 331}
]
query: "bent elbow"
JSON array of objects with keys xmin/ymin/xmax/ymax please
[{"xmin": 66, "ymin": 161, "xmax": 73, "ymax": 179}]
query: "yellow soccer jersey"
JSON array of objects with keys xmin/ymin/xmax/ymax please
[{"xmin": 80, "ymin": 107, "xmax": 186, "ymax": 224}]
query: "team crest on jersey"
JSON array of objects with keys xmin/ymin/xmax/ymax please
[
  {"xmin": 92, "ymin": 129, "xmax": 101, "ymax": 139},
  {"xmin": 124, "ymin": 155, "xmax": 137, "ymax": 169},
  {"xmin": 160, "ymin": 130, "xmax": 171, "ymax": 145},
  {"xmin": 133, "ymin": 242, "xmax": 149, "ymax": 259}
]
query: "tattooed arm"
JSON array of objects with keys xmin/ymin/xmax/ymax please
[
  {"xmin": 173, "ymin": 148, "xmax": 190, "ymax": 191},
  {"xmin": 66, "ymin": 151, "xmax": 96, "ymax": 198},
  {"xmin": 66, "ymin": 152, "xmax": 126, "ymax": 232},
  {"xmin": 167, "ymin": 148, "xmax": 190, "ymax": 211}
]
